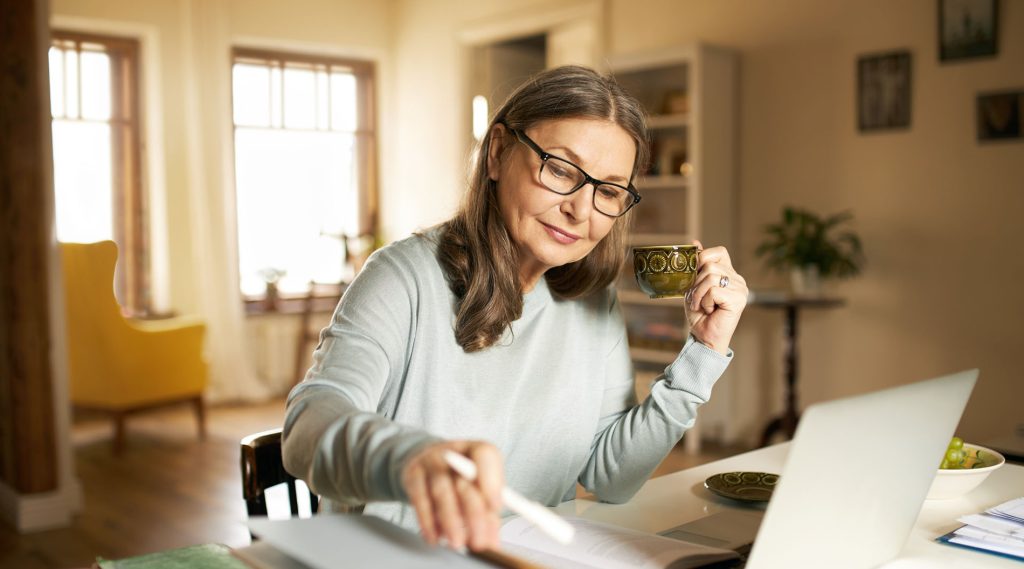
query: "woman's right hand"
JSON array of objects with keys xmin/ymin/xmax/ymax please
[{"xmin": 401, "ymin": 440, "xmax": 505, "ymax": 551}]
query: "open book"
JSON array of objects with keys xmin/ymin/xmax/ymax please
[
  {"xmin": 499, "ymin": 516, "xmax": 740, "ymax": 569},
  {"xmin": 246, "ymin": 513, "xmax": 740, "ymax": 569}
]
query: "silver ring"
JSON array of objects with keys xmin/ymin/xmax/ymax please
[{"xmin": 719, "ymin": 275, "xmax": 730, "ymax": 289}]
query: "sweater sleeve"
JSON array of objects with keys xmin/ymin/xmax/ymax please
[
  {"xmin": 281, "ymin": 247, "xmax": 442, "ymax": 506},
  {"xmin": 577, "ymin": 295, "xmax": 732, "ymax": 503}
]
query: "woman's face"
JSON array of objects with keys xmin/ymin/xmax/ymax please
[{"xmin": 487, "ymin": 117, "xmax": 636, "ymax": 290}]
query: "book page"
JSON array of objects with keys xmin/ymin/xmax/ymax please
[
  {"xmin": 499, "ymin": 516, "xmax": 739, "ymax": 569},
  {"xmin": 248, "ymin": 515, "xmax": 493, "ymax": 569}
]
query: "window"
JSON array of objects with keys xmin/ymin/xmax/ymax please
[
  {"xmin": 231, "ymin": 49, "xmax": 377, "ymax": 300},
  {"xmin": 49, "ymin": 31, "xmax": 147, "ymax": 313}
]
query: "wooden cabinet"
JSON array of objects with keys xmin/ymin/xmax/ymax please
[{"xmin": 609, "ymin": 44, "xmax": 738, "ymax": 368}]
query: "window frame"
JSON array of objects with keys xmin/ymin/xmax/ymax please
[
  {"xmin": 51, "ymin": 30, "xmax": 149, "ymax": 315},
  {"xmin": 229, "ymin": 47, "xmax": 378, "ymax": 310}
]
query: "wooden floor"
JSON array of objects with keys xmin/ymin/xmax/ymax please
[{"xmin": 0, "ymin": 400, "xmax": 741, "ymax": 569}]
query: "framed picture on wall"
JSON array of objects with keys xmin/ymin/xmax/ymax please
[
  {"xmin": 857, "ymin": 51, "xmax": 912, "ymax": 132},
  {"xmin": 977, "ymin": 90, "xmax": 1023, "ymax": 141},
  {"xmin": 939, "ymin": 0, "xmax": 999, "ymax": 62}
]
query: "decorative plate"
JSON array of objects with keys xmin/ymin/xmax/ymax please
[{"xmin": 704, "ymin": 471, "xmax": 779, "ymax": 503}]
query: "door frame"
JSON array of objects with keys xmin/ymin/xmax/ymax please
[{"xmin": 456, "ymin": 0, "xmax": 606, "ymax": 150}]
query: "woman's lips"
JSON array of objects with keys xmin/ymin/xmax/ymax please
[{"xmin": 542, "ymin": 222, "xmax": 580, "ymax": 244}]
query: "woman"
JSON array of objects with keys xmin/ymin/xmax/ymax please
[{"xmin": 282, "ymin": 65, "xmax": 748, "ymax": 553}]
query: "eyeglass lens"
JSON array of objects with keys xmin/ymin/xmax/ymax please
[{"xmin": 541, "ymin": 158, "xmax": 633, "ymax": 216}]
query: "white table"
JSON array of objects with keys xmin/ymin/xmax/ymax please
[{"xmin": 552, "ymin": 443, "xmax": 1024, "ymax": 567}]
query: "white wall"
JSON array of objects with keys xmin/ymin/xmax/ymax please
[
  {"xmin": 619, "ymin": 0, "xmax": 1024, "ymax": 445},
  {"xmin": 49, "ymin": 0, "xmax": 1023, "ymax": 442},
  {"xmin": 391, "ymin": 0, "xmax": 1024, "ymax": 444}
]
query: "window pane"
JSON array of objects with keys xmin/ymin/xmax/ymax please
[
  {"xmin": 64, "ymin": 49, "xmax": 79, "ymax": 118},
  {"xmin": 330, "ymin": 72, "xmax": 357, "ymax": 132},
  {"xmin": 316, "ymin": 68, "xmax": 329, "ymax": 130},
  {"xmin": 49, "ymin": 47, "xmax": 64, "ymax": 117},
  {"xmin": 234, "ymin": 128, "xmax": 358, "ymax": 295},
  {"xmin": 232, "ymin": 54, "xmax": 374, "ymax": 299},
  {"xmin": 283, "ymin": 65, "xmax": 316, "ymax": 129},
  {"xmin": 79, "ymin": 50, "xmax": 112, "ymax": 120},
  {"xmin": 233, "ymin": 63, "xmax": 271, "ymax": 127},
  {"xmin": 52, "ymin": 120, "xmax": 113, "ymax": 242},
  {"xmin": 270, "ymin": 66, "xmax": 283, "ymax": 128},
  {"xmin": 50, "ymin": 33, "xmax": 144, "ymax": 313}
]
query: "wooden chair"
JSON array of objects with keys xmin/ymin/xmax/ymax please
[
  {"xmin": 240, "ymin": 428, "xmax": 319, "ymax": 521},
  {"xmin": 292, "ymin": 230, "xmax": 375, "ymax": 387},
  {"xmin": 292, "ymin": 282, "xmax": 345, "ymax": 387}
]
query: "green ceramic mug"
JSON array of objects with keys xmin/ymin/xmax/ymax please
[{"xmin": 633, "ymin": 245, "xmax": 700, "ymax": 299}]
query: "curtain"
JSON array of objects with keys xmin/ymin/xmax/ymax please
[{"xmin": 180, "ymin": 0, "xmax": 271, "ymax": 403}]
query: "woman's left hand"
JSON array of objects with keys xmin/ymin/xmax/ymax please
[{"xmin": 685, "ymin": 241, "xmax": 749, "ymax": 355}]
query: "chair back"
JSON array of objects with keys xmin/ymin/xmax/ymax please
[
  {"xmin": 61, "ymin": 241, "xmax": 135, "ymax": 400},
  {"xmin": 240, "ymin": 428, "xmax": 319, "ymax": 519},
  {"xmin": 59, "ymin": 240, "xmax": 207, "ymax": 407}
]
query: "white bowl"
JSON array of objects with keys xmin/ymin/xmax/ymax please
[{"xmin": 925, "ymin": 443, "xmax": 1005, "ymax": 500}]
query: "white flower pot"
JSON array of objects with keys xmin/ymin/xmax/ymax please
[{"xmin": 790, "ymin": 265, "xmax": 821, "ymax": 296}]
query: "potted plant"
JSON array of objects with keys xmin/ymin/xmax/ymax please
[
  {"xmin": 754, "ymin": 206, "xmax": 864, "ymax": 295},
  {"xmin": 258, "ymin": 267, "xmax": 287, "ymax": 310}
]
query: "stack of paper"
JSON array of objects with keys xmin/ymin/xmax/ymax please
[{"xmin": 937, "ymin": 496, "xmax": 1024, "ymax": 561}]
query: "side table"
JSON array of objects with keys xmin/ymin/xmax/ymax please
[{"xmin": 752, "ymin": 293, "xmax": 846, "ymax": 447}]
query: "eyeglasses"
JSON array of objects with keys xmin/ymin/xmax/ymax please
[{"xmin": 507, "ymin": 128, "xmax": 641, "ymax": 218}]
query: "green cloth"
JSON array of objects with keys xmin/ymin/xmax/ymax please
[{"xmin": 97, "ymin": 543, "xmax": 248, "ymax": 569}]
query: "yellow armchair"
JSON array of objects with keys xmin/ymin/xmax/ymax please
[{"xmin": 60, "ymin": 241, "xmax": 208, "ymax": 453}]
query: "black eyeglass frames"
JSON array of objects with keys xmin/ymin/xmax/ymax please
[{"xmin": 506, "ymin": 127, "xmax": 641, "ymax": 218}]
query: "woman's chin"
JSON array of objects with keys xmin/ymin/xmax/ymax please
[{"xmin": 538, "ymin": 247, "xmax": 592, "ymax": 269}]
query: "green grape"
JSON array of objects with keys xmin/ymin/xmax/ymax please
[
  {"xmin": 945, "ymin": 448, "xmax": 965, "ymax": 468},
  {"xmin": 940, "ymin": 436, "xmax": 969, "ymax": 469}
]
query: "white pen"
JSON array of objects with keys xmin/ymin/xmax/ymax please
[{"xmin": 443, "ymin": 450, "xmax": 575, "ymax": 545}]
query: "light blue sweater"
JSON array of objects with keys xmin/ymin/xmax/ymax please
[{"xmin": 282, "ymin": 229, "xmax": 732, "ymax": 531}]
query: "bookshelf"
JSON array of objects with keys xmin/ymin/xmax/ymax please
[{"xmin": 609, "ymin": 44, "xmax": 737, "ymax": 370}]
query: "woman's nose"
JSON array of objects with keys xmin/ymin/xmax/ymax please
[{"xmin": 559, "ymin": 184, "xmax": 594, "ymax": 221}]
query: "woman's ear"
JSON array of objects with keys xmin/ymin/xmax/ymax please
[{"xmin": 486, "ymin": 123, "xmax": 507, "ymax": 182}]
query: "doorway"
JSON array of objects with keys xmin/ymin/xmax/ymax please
[
  {"xmin": 458, "ymin": 0, "xmax": 603, "ymax": 146},
  {"xmin": 469, "ymin": 34, "xmax": 547, "ymax": 133}
]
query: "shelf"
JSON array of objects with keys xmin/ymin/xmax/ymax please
[
  {"xmin": 618, "ymin": 290, "xmax": 686, "ymax": 307},
  {"xmin": 606, "ymin": 46, "xmax": 697, "ymax": 73},
  {"xmin": 611, "ymin": 44, "xmax": 736, "ymax": 371},
  {"xmin": 630, "ymin": 233, "xmax": 691, "ymax": 246},
  {"xmin": 629, "ymin": 347, "xmax": 679, "ymax": 366},
  {"xmin": 637, "ymin": 175, "xmax": 688, "ymax": 190},
  {"xmin": 647, "ymin": 113, "xmax": 689, "ymax": 129}
]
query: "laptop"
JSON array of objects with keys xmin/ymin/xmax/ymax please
[{"xmin": 663, "ymin": 369, "xmax": 978, "ymax": 569}]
